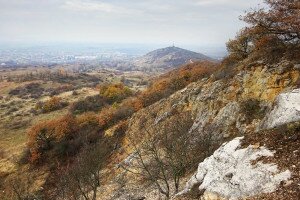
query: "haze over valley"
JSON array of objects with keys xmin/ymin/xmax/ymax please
[{"xmin": 0, "ymin": 0, "xmax": 299, "ymax": 200}]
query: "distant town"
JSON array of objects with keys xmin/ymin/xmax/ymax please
[{"xmin": 0, "ymin": 44, "xmax": 226, "ymax": 68}]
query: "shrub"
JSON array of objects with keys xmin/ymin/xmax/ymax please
[
  {"xmin": 47, "ymin": 85, "xmax": 74, "ymax": 96},
  {"xmin": 240, "ymin": 99, "xmax": 266, "ymax": 123},
  {"xmin": 27, "ymin": 114, "xmax": 78, "ymax": 163},
  {"xmin": 70, "ymin": 95, "xmax": 107, "ymax": 114},
  {"xmin": 18, "ymin": 148, "xmax": 31, "ymax": 165},
  {"xmin": 213, "ymin": 64, "xmax": 237, "ymax": 80},
  {"xmin": 99, "ymin": 83, "xmax": 133, "ymax": 103},
  {"xmin": 226, "ymin": 28, "xmax": 253, "ymax": 62},
  {"xmin": 52, "ymin": 139, "xmax": 114, "ymax": 200},
  {"xmin": 36, "ymin": 97, "xmax": 68, "ymax": 113},
  {"xmin": 26, "ymin": 111, "xmax": 107, "ymax": 164},
  {"xmin": 113, "ymin": 120, "xmax": 128, "ymax": 137},
  {"xmin": 139, "ymin": 61, "xmax": 216, "ymax": 107},
  {"xmin": 96, "ymin": 98, "xmax": 140, "ymax": 130},
  {"xmin": 9, "ymin": 83, "xmax": 44, "ymax": 98},
  {"xmin": 76, "ymin": 112, "xmax": 99, "ymax": 127},
  {"xmin": 25, "ymin": 61, "xmax": 217, "ymax": 166}
]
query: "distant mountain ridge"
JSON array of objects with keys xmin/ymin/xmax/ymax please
[{"xmin": 132, "ymin": 46, "xmax": 213, "ymax": 72}]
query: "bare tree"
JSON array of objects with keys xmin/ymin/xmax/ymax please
[
  {"xmin": 2, "ymin": 175, "xmax": 41, "ymax": 200},
  {"xmin": 121, "ymin": 111, "xmax": 206, "ymax": 199},
  {"xmin": 54, "ymin": 139, "xmax": 113, "ymax": 200}
]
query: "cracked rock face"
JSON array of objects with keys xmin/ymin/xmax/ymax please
[
  {"xmin": 178, "ymin": 137, "xmax": 291, "ymax": 200},
  {"xmin": 261, "ymin": 88, "xmax": 300, "ymax": 129}
]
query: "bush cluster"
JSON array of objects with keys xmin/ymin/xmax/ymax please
[
  {"xmin": 28, "ymin": 115, "xmax": 102, "ymax": 164},
  {"xmin": 9, "ymin": 83, "xmax": 44, "ymax": 99},
  {"xmin": 36, "ymin": 97, "xmax": 68, "ymax": 113},
  {"xmin": 139, "ymin": 61, "xmax": 216, "ymax": 107},
  {"xmin": 25, "ymin": 62, "xmax": 217, "ymax": 165},
  {"xmin": 99, "ymin": 83, "xmax": 133, "ymax": 103},
  {"xmin": 70, "ymin": 95, "xmax": 107, "ymax": 114}
]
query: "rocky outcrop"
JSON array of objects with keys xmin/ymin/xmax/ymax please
[
  {"xmin": 260, "ymin": 88, "xmax": 300, "ymax": 129},
  {"xmin": 177, "ymin": 137, "xmax": 291, "ymax": 200},
  {"xmin": 127, "ymin": 62, "xmax": 300, "ymax": 144},
  {"xmin": 122, "ymin": 61, "xmax": 300, "ymax": 199}
]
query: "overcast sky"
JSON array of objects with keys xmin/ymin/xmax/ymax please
[{"xmin": 0, "ymin": 0, "xmax": 264, "ymax": 47}]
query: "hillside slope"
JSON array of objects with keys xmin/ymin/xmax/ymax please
[
  {"xmin": 132, "ymin": 46, "xmax": 213, "ymax": 72},
  {"xmin": 109, "ymin": 60, "xmax": 300, "ymax": 200}
]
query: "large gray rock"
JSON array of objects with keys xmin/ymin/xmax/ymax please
[
  {"xmin": 261, "ymin": 88, "xmax": 300, "ymax": 129},
  {"xmin": 177, "ymin": 137, "xmax": 291, "ymax": 200}
]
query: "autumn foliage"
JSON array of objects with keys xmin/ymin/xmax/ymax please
[
  {"xmin": 69, "ymin": 84, "xmax": 133, "ymax": 114},
  {"xmin": 36, "ymin": 96, "xmax": 68, "ymax": 113},
  {"xmin": 99, "ymin": 83, "xmax": 132, "ymax": 103},
  {"xmin": 69, "ymin": 95, "xmax": 107, "ymax": 114},
  {"xmin": 139, "ymin": 61, "xmax": 216, "ymax": 107},
  {"xmin": 226, "ymin": 0, "xmax": 300, "ymax": 64},
  {"xmin": 26, "ymin": 61, "xmax": 216, "ymax": 164},
  {"xmin": 27, "ymin": 113, "xmax": 103, "ymax": 163},
  {"xmin": 96, "ymin": 61, "xmax": 216, "ymax": 129}
]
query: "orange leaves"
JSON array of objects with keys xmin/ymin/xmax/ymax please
[
  {"xmin": 37, "ymin": 96, "xmax": 68, "ymax": 113},
  {"xmin": 226, "ymin": 0, "xmax": 300, "ymax": 63},
  {"xmin": 28, "ymin": 150, "xmax": 41, "ymax": 164},
  {"xmin": 226, "ymin": 28, "xmax": 253, "ymax": 62},
  {"xmin": 128, "ymin": 98, "xmax": 144, "ymax": 111},
  {"xmin": 113, "ymin": 120, "xmax": 128, "ymax": 136},
  {"xmin": 26, "ymin": 62, "xmax": 217, "ymax": 165},
  {"xmin": 76, "ymin": 112, "xmax": 99, "ymax": 128},
  {"xmin": 243, "ymin": 0, "xmax": 300, "ymax": 44},
  {"xmin": 54, "ymin": 114, "xmax": 77, "ymax": 140},
  {"xmin": 27, "ymin": 114, "xmax": 78, "ymax": 163},
  {"xmin": 138, "ymin": 61, "xmax": 216, "ymax": 107},
  {"xmin": 42, "ymin": 96, "xmax": 61, "ymax": 111},
  {"xmin": 98, "ymin": 107, "xmax": 115, "ymax": 128}
]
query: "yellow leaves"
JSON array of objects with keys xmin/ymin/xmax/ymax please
[{"xmin": 99, "ymin": 83, "xmax": 132, "ymax": 102}]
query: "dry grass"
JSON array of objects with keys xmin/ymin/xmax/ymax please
[{"xmin": 0, "ymin": 67, "xmax": 153, "ymax": 198}]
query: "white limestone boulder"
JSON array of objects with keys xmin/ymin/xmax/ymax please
[
  {"xmin": 177, "ymin": 137, "xmax": 291, "ymax": 200},
  {"xmin": 261, "ymin": 88, "xmax": 300, "ymax": 129}
]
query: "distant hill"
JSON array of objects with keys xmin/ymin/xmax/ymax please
[{"xmin": 131, "ymin": 46, "xmax": 213, "ymax": 72}]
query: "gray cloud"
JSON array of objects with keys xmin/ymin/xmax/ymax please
[{"xmin": 0, "ymin": 0, "xmax": 263, "ymax": 47}]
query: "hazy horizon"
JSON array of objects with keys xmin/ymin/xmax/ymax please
[{"xmin": 0, "ymin": 0, "xmax": 263, "ymax": 48}]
